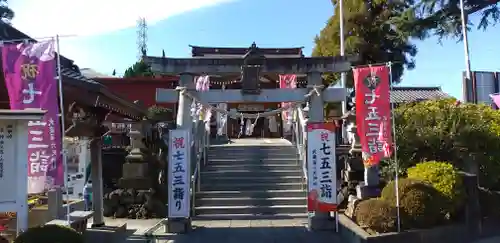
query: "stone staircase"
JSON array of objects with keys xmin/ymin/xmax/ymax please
[{"xmin": 195, "ymin": 140, "xmax": 307, "ymax": 219}]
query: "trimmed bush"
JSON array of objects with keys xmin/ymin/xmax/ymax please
[
  {"xmin": 393, "ymin": 98, "xmax": 500, "ymax": 189},
  {"xmin": 407, "ymin": 161, "xmax": 465, "ymax": 215},
  {"xmin": 381, "ymin": 178, "xmax": 446, "ymax": 229},
  {"xmin": 14, "ymin": 224, "xmax": 83, "ymax": 243},
  {"xmin": 354, "ymin": 198, "xmax": 398, "ymax": 233}
]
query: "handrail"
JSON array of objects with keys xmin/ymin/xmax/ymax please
[
  {"xmin": 293, "ymin": 107, "xmax": 308, "ymax": 190},
  {"xmin": 189, "ymin": 119, "xmax": 210, "ymax": 216}
]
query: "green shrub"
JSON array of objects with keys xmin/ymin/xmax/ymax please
[
  {"xmin": 393, "ymin": 98, "xmax": 500, "ymax": 189},
  {"xmin": 407, "ymin": 161, "xmax": 465, "ymax": 215},
  {"xmin": 381, "ymin": 178, "xmax": 446, "ymax": 229},
  {"xmin": 14, "ymin": 224, "xmax": 83, "ymax": 243},
  {"xmin": 354, "ymin": 198, "xmax": 398, "ymax": 233}
]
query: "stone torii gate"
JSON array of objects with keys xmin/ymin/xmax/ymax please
[{"xmin": 143, "ymin": 43, "xmax": 357, "ymax": 231}]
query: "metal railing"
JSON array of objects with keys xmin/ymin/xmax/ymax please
[
  {"xmin": 292, "ymin": 107, "xmax": 308, "ymax": 190},
  {"xmin": 189, "ymin": 120, "xmax": 210, "ymax": 216}
]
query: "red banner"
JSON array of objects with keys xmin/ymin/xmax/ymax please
[
  {"xmin": 353, "ymin": 65, "xmax": 392, "ymax": 167},
  {"xmin": 279, "ymin": 74, "xmax": 297, "ymax": 132}
]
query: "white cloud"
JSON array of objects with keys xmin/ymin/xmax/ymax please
[{"xmin": 10, "ymin": 0, "xmax": 233, "ymax": 37}]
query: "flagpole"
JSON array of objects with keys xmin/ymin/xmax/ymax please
[
  {"xmin": 459, "ymin": 0, "xmax": 472, "ymax": 93},
  {"xmin": 339, "ymin": 0, "xmax": 348, "ymax": 143},
  {"xmin": 388, "ymin": 61, "xmax": 401, "ymax": 232},
  {"xmin": 55, "ymin": 35, "xmax": 70, "ymax": 224}
]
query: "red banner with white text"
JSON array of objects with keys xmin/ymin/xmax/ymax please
[
  {"xmin": 353, "ymin": 65, "xmax": 392, "ymax": 167},
  {"xmin": 279, "ymin": 74, "xmax": 297, "ymax": 133}
]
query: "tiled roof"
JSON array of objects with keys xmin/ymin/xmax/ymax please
[
  {"xmin": 390, "ymin": 87, "xmax": 451, "ymax": 103},
  {"xmin": 190, "ymin": 44, "xmax": 304, "ymax": 58},
  {"xmin": 80, "ymin": 68, "xmax": 113, "ymax": 79}
]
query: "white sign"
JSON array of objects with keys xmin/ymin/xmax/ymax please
[
  {"xmin": 306, "ymin": 122, "xmax": 338, "ymax": 212},
  {"xmin": 0, "ymin": 122, "xmax": 16, "ymax": 202},
  {"xmin": 167, "ymin": 129, "xmax": 191, "ymax": 218},
  {"xmin": 237, "ymin": 104, "xmax": 265, "ymax": 111}
]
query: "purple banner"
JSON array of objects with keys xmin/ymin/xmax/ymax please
[{"xmin": 2, "ymin": 41, "xmax": 63, "ymax": 193}]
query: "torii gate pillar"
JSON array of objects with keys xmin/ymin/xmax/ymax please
[
  {"xmin": 306, "ymin": 72, "xmax": 335, "ymax": 231},
  {"xmin": 165, "ymin": 73, "xmax": 194, "ymax": 233}
]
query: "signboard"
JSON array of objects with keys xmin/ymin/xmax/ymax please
[
  {"xmin": 353, "ymin": 65, "xmax": 392, "ymax": 167},
  {"xmin": 167, "ymin": 129, "xmax": 191, "ymax": 218},
  {"xmin": 306, "ymin": 122, "xmax": 337, "ymax": 212},
  {"xmin": 0, "ymin": 119, "xmax": 29, "ymax": 234},
  {"xmin": 237, "ymin": 104, "xmax": 264, "ymax": 111},
  {"xmin": 0, "ymin": 121, "xmax": 16, "ymax": 202}
]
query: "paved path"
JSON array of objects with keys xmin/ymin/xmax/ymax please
[
  {"xmin": 473, "ymin": 236, "xmax": 500, "ymax": 243},
  {"xmin": 148, "ymin": 219, "xmax": 340, "ymax": 243}
]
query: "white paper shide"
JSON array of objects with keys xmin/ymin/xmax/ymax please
[{"xmin": 168, "ymin": 129, "xmax": 191, "ymax": 218}]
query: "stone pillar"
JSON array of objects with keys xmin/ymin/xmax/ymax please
[
  {"xmin": 48, "ymin": 187, "xmax": 63, "ymax": 220},
  {"xmin": 342, "ymin": 112, "xmax": 364, "ymax": 184},
  {"xmin": 343, "ymin": 111, "xmax": 380, "ymax": 199},
  {"xmin": 307, "ymin": 72, "xmax": 334, "ymax": 231},
  {"xmin": 166, "ymin": 73, "xmax": 193, "ymax": 233},
  {"xmin": 90, "ymin": 138, "xmax": 105, "ymax": 227}
]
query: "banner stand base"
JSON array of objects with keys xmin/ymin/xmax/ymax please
[
  {"xmin": 307, "ymin": 213, "xmax": 336, "ymax": 231},
  {"xmin": 165, "ymin": 218, "xmax": 191, "ymax": 234}
]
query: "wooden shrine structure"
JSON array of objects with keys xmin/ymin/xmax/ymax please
[
  {"xmin": 0, "ymin": 23, "xmax": 148, "ymax": 228},
  {"xmin": 144, "ymin": 42, "xmax": 358, "ymax": 232}
]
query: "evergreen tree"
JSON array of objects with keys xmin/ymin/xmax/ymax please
[
  {"xmin": 123, "ymin": 60, "xmax": 153, "ymax": 78},
  {"xmin": 0, "ymin": 0, "xmax": 14, "ymax": 24},
  {"xmin": 313, "ymin": 0, "xmax": 417, "ymax": 87},
  {"xmin": 313, "ymin": 0, "xmax": 499, "ymax": 87}
]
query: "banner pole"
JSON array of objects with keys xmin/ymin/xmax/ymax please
[
  {"xmin": 55, "ymin": 35, "xmax": 70, "ymax": 224},
  {"xmin": 388, "ymin": 61, "xmax": 401, "ymax": 232}
]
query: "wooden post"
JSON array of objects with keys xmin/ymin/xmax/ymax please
[
  {"xmin": 90, "ymin": 139, "xmax": 105, "ymax": 227},
  {"xmin": 306, "ymin": 72, "xmax": 335, "ymax": 231}
]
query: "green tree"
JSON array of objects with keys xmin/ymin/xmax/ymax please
[
  {"xmin": 123, "ymin": 60, "xmax": 152, "ymax": 78},
  {"xmin": 402, "ymin": 0, "xmax": 500, "ymax": 39},
  {"xmin": 313, "ymin": 0, "xmax": 499, "ymax": 87},
  {"xmin": 313, "ymin": 0, "xmax": 417, "ymax": 87},
  {"xmin": 1, "ymin": 0, "xmax": 15, "ymax": 24}
]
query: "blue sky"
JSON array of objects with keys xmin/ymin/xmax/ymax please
[{"xmin": 10, "ymin": 0, "xmax": 499, "ymax": 99}]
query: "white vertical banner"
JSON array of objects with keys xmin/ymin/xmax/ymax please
[
  {"xmin": 0, "ymin": 121, "xmax": 16, "ymax": 202},
  {"xmin": 306, "ymin": 122, "xmax": 338, "ymax": 212},
  {"xmin": 167, "ymin": 129, "xmax": 191, "ymax": 218}
]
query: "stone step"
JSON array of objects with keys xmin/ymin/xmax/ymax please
[
  {"xmin": 201, "ymin": 170, "xmax": 303, "ymax": 177},
  {"xmin": 205, "ymin": 164, "xmax": 301, "ymax": 171},
  {"xmin": 208, "ymin": 158, "xmax": 299, "ymax": 164},
  {"xmin": 195, "ymin": 205, "xmax": 307, "ymax": 215},
  {"xmin": 201, "ymin": 182, "xmax": 304, "ymax": 191},
  {"xmin": 208, "ymin": 155, "xmax": 298, "ymax": 161},
  {"xmin": 193, "ymin": 213, "xmax": 308, "ymax": 220},
  {"xmin": 209, "ymin": 146, "xmax": 296, "ymax": 151},
  {"xmin": 196, "ymin": 197, "xmax": 307, "ymax": 207},
  {"xmin": 201, "ymin": 176, "xmax": 303, "ymax": 184},
  {"xmin": 196, "ymin": 190, "xmax": 307, "ymax": 199}
]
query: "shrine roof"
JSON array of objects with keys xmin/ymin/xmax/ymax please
[
  {"xmin": 391, "ymin": 86, "xmax": 451, "ymax": 103},
  {"xmin": 0, "ymin": 23, "xmax": 146, "ymax": 120},
  {"xmin": 0, "ymin": 109, "xmax": 46, "ymax": 120},
  {"xmin": 190, "ymin": 45, "xmax": 304, "ymax": 58}
]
